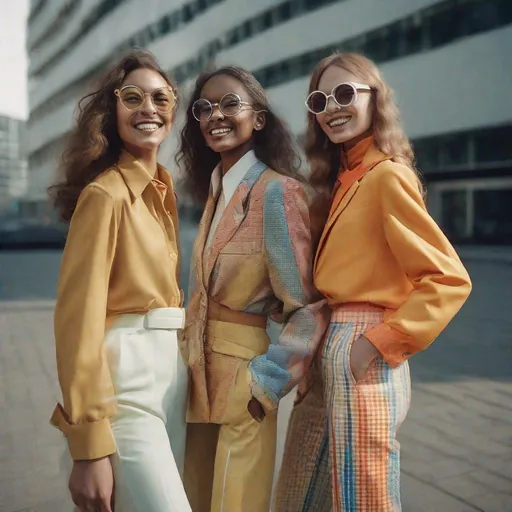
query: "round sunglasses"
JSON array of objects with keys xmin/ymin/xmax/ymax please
[
  {"xmin": 115, "ymin": 85, "xmax": 177, "ymax": 114},
  {"xmin": 305, "ymin": 82, "xmax": 371, "ymax": 115},
  {"xmin": 192, "ymin": 92, "xmax": 260, "ymax": 122}
]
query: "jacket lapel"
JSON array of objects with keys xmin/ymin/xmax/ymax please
[
  {"xmin": 314, "ymin": 181, "xmax": 360, "ymax": 270},
  {"xmin": 193, "ymin": 189, "xmax": 219, "ymax": 295},
  {"xmin": 314, "ymin": 147, "xmax": 391, "ymax": 270},
  {"xmin": 204, "ymin": 160, "xmax": 267, "ymax": 287}
]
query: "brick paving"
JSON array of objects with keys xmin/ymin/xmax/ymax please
[{"xmin": 0, "ymin": 245, "xmax": 511, "ymax": 512}]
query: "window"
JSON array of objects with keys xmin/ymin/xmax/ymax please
[
  {"xmin": 440, "ymin": 133, "xmax": 470, "ymax": 168},
  {"xmin": 474, "ymin": 125, "xmax": 512, "ymax": 164},
  {"xmin": 262, "ymin": 10, "xmax": 273, "ymax": 30},
  {"xmin": 159, "ymin": 15, "xmax": 171, "ymax": 35},
  {"xmin": 276, "ymin": 2, "xmax": 292, "ymax": 23},
  {"xmin": 241, "ymin": 20, "xmax": 252, "ymax": 40},
  {"xmin": 458, "ymin": 0, "xmax": 499, "ymax": 36},
  {"xmin": 474, "ymin": 189, "xmax": 512, "ymax": 244},
  {"xmin": 226, "ymin": 28, "xmax": 239, "ymax": 47},
  {"xmin": 414, "ymin": 125, "xmax": 512, "ymax": 176},
  {"xmin": 28, "ymin": 0, "xmax": 47, "ymax": 24},
  {"xmin": 441, "ymin": 190, "xmax": 468, "ymax": 243},
  {"xmin": 414, "ymin": 139, "xmax": 441, "ymax": 172},
  {"xmin": 400, "ymin": 14, "xmax": 424, "ymax": 55},
  {"xmin": 426, "ymin": 3, "xmax": 454, "ymax": 48},
  {"xmin": 364, "ymin": 24, "xmax": 401, "ymax": 62},
  {"xmin": 182, "ymin": 4, "xmax": 194, "ymax": 23},
  {"xmin": 303, "ymin": 0, "xmax": 332, "ymax": 10}
]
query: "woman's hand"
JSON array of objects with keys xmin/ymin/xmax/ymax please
[
  {"xmin": 69, "ymin": 456, "xmax": 114, "ymax": 512},
  {"xmin": 349, "ymin": 335, "xmax": 380, "ymax": 383},
  {"xmin": 247, "ymin": 397, "xmax": 266, "ymax": 422}
]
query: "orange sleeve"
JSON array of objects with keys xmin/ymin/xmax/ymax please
[{"xmin": 364, "ymin": 165, "xmax": 472, "ymax": 367}]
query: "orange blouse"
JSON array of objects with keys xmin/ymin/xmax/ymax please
[{"xmin": 314, "ymin": 137, "xmax": 471, "ymax": 367}]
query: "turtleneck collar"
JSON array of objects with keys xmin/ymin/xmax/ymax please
[{"xmin": 340, "ymin": 133, "xmax": 374, "ymax": 172}]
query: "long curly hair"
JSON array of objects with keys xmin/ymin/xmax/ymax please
[
  {"xmin": 306, "ymin": 52, "xmax": 422, "ymax": 192},
  {"xmin": 48, "ymin": 50, "xmax": 178, "ymax": 222},
  {"xmin": 176, "ymin": 66, "xmax": 303, "ymax": 205}
]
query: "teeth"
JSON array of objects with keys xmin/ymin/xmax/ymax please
[
  {"xmin": 210, "ymin": 128, "xmax": 232, "ymax": 135},
  {"xmin": 329, "ymin": 117, "xmax": 351, "ymax": 127},
  {"xmin": 135, "ymin": 123, "xmax": 160, "ymax": 131}
]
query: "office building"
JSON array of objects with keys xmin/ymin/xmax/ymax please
[{"xmin": 26, "ymin": 0, "xmax": 512, "ymax": 243}]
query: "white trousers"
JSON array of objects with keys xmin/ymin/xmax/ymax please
[{"xmin": 66, "ymin": 308, "xmax": 191, "ymax": 512}]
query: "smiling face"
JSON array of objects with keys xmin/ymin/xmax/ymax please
[
  {"xmin": 198, "ymin": 74, "xmax": 265, "ymax": 161},
  {"xmin": 116, "ymin": 68, "xmax": 174, "ymax": 155},
  {"xmin": 315, "ymin": 65, "xmax": 373, "ymax": 145}
]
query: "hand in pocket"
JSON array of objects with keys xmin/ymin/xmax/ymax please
[
  {"xmin": 349, "ymin": 335, "xmax": 380, "ymax": 383},
  {"xmin": 247, "ymin": 396, "xmax": 266, "ymax": 422}
]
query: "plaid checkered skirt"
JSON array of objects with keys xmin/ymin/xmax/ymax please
[{"xmin": 274, "ymin": 304, "xmax": 411, "ymax": 512}]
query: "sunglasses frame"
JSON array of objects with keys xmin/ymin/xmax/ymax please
[
  {"xmin": 192, "ymin": 92, "xmax": 256, "ymax": 122},
  {"xmin": 114, "ymin": 84, "xmax": 177, "ymax": 113},
  {"xmin": 305, "ymin": 82, "xmax": 371, "ymax": 115}
]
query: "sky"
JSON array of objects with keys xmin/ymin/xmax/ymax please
[{"xmin": 0, "ymin": 0, "xmax": 29, "ymax": 120}]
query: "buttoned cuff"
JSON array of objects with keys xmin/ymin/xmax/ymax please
[
  {"xmin": 50, "ymin": 404, "xmax": 117, "ymax": 461},
  {"xmin": 247, "ymin": 367, "xmax": 279, "ymax": 412},
  {"xmin": 364, "ymin": 322, "xmax": 419, "ymax": 368}
]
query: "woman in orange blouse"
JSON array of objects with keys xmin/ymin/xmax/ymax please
[
  {"xmin": 275, "ymin": 53, "xmax": 472, "ymax": 511},
  {"xmin": 48, "ymin": 51, "xmax": 190, "ymax": 512}
]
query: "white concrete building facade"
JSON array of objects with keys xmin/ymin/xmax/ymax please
[
  {"xmin": 0, "ymin": 116, "xmax": 27, "ymax": 215},
  {"xmin": 26, "ymin": 0, "xmax": 512, "ymax": 243}
]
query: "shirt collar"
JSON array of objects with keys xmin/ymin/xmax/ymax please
[
  {"xmin": 117, "ymin": 150, "xmax": 172, "ymax": 201},
  {"xmin": 210, "ymin": 149, "xmax": 258, "ymax": 204}
]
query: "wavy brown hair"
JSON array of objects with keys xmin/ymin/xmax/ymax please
[
  {"xmin": 48, "ymin": 50, "xmax": 177, "ymax": 222},
  {"xmin": 306, "ymin": 52, "xmax": 423, "ymax": 192},
  {"xmin": 176, "ymin": 66, "xmax": 303, "ymax": 205}
]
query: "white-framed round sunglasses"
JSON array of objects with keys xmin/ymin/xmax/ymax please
[{"xmin": 305, "ymin": 82, "xmax": 371, "ymax": 115}]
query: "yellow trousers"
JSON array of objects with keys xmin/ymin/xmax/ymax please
[{"xmin": 184, "ymin": 320, "xmax": 278, "ymax": 512}]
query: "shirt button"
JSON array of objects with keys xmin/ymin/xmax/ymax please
[{"xmin": 169, "ymin": 253, "xmax": 177, "ymax": 260}]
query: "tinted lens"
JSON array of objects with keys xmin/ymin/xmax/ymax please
[
  {"xmin": 119, "ymin": 86, "xmax": 144, "ymax": 110},
  {"xmin": 192, "ymin": 99, "xmax": 212, "ymax": 121},
  {"xmin": 306, "ymin": 92, "xmax": 327, "ymax": 113},
  {"xmin": 151, "ymin": 88, "xmax": 175, "ymax": 113},
  {"xmin": 219, "ymin": 93, "xmax": 242, "ymax": 116},
  {"xmin": 334, "ymin": 83, "xmax": 356, "ymax": 106}
]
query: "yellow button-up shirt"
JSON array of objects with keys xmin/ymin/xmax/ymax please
[{"xmin": 50, "ymin": 150, "xmax": 182, "ymax": 461}]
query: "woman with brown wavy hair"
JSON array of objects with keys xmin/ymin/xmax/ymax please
[
  {"xmin": 274, "ymin": 52, "xmax": 472, "ymax": 511},
  {"xmin": 48, "ymin": 50, "xmax": 190, "ymax": 512},
  {"xmin": 176, "ymin": 66, "xmax": 328, "ymax": 512}
]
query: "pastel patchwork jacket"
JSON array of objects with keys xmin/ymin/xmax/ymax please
[{"xmin": 182, "ymin": 160, "xmax": 329, "ymax": 423}]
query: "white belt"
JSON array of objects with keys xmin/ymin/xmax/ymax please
[
  {"xmin": 144, "ymin": 307, "xmax": 185, "ymax": 330},
  {"xmin": 110, "ymin": 308, "xmax": 186, "ymax": 331}
]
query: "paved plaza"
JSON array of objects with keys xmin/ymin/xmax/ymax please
[{"xmin": 0, "ymin": 236, "xmax": 511, "ymax": 511}]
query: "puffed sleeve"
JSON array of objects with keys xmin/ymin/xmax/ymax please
[
  {"xmin": 364, "ymin": 166, "xmax": 472, "ymax": 367},
  {"xmin": 249, "ymin": 179, "xmax": 329, "ymax": 410}
]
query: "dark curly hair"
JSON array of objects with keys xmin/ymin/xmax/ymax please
[
  {"xmin": 48, "ymin": 49, "xmax": 178, "ymax": 222},
  {"xmin": 176, "ymin": 66, "xmax": 303, "ymax": 205}
]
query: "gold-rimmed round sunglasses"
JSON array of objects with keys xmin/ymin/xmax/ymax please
[{"xmin": 114, "ymin": 85, "xmax": 177, "ymax": 114}]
